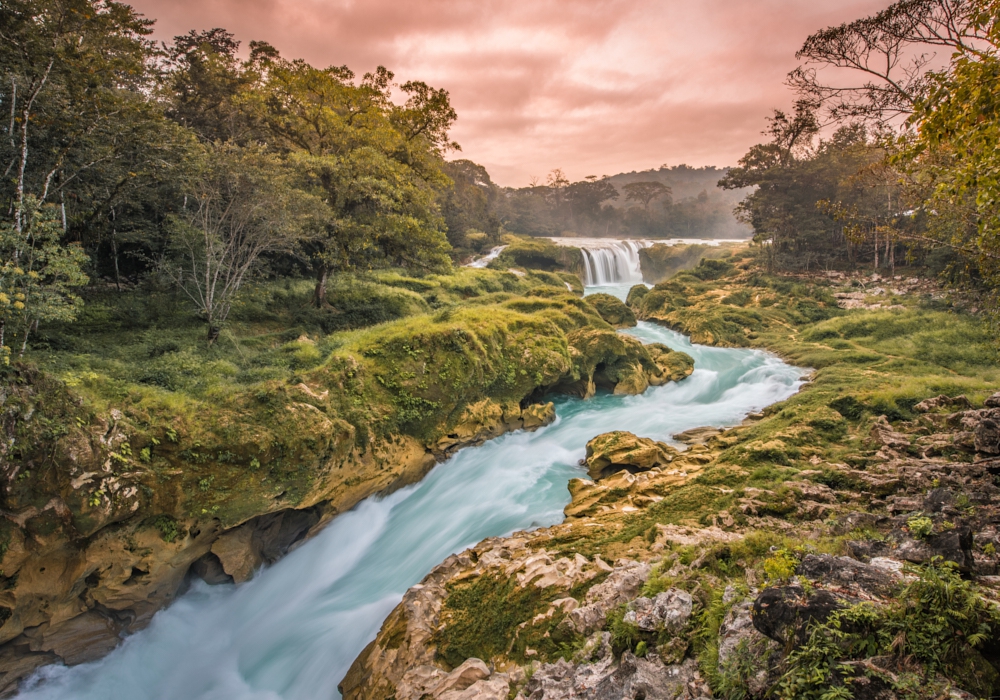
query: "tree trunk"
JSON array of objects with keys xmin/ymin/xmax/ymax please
[{"xmin": 314, "ymin": 266, "xmax": 329, "ymax": 308}]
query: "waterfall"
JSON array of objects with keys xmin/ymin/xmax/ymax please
[
  {"xmin": 577, "ymin": 239, "xmax": 651, "ymax": 286},
  {"xmin": 465, "ymin": 245, "xmax": 507, "ymax": 268}
]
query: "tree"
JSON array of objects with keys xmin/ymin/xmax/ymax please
[
  {"xmin": 162, "ymin": 28, "xmax": 258, "ymax": 143},
  {"xmin": 622, "ymin": 181, "xmax": 671, "ymax": 210},
  {"xmin": 163, "ymin": 146, "xmax": 324, "ymax": 341},
  {"xmin": 242, "ymin": 51, "xmax": 455, "ymax": 305},
  {"xmin": 720, "ymin": 102, "xmax": 898, "ymax": 271},
  {"xmin": 789, "ymin": 0, "xmax": 996, "ymax": 124},
  {"xmin": 440, "ymin": 159, "xmax": 504, "ymax": 250},
  {"xmin": 899, "ymin": 0, "xmax": 1000, "ymax": 288},
  {"xmin": 1, "ymin": 0, "xmax": 194, "ymax": 287},
  {"xmin": 0, "ymin": 199, "xmax": 88, "ymax": 362}
]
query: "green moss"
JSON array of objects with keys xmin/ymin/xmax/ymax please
[
  {"xmin": 434, "ymin": 572, "xmax": 553, "ymax": 668},
  {"xmin": 489, "ymin": 235, "xmax": 583, "ymax": 274},
  {"xmin": 586, "ymin": 293, "xmax": 637, "ymax": 328}
]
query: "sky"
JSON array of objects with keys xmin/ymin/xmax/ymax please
[{"xmin": 129, "ymin": 0, "xmax": 890, "ymax": 187}]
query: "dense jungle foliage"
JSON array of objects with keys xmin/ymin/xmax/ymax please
[{"xmin": 720, "ymin": 0, "xmax": 1000, "ymax": 311}]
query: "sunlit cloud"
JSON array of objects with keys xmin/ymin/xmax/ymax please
[{"xmin": 131, "ymin": 0, "xmax": 890, "ymax": 185}]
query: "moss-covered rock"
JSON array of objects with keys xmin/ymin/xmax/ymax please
[
  {"xmin": 587, "ymin": 293, "xmax": 637, "ymax": 328},
  {"xmin": 488, "ymin": 235, "xmax": 583, "ymax": 275}
]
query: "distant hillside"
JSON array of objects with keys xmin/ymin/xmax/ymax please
[{"xmin": 605, "ymin": 164, "xmax": 750, "ymax": 210}]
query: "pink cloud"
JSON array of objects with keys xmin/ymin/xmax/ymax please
[{"xmin": 130, "ymin": 0, "xmax": 890, "ymax": 185}]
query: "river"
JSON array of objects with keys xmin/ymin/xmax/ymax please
[{"xmin": 17, "ymin": 286, "xmax": 806, "ymax": 700}]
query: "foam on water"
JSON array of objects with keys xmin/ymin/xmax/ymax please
[{"xmin": 17, "ymin": 302, "xmax": 806, "ymax": 700}]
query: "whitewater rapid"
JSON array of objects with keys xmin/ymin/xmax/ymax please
[{"xmin": 17, "ymin": 293, "xmax": 806, "ymax": 700}]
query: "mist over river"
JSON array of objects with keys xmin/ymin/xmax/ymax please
[{"xmin": 18, "ymin": 288, "xmax": 806, "ymax": 700}]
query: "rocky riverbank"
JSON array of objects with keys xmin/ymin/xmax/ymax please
[
  {"xmin": 0, "ymin": 273, "xmax": 693, "ymax": 694},
  {"xmin": 342, "ymin": 258, "xmax": 1000, "ymax": 700}
]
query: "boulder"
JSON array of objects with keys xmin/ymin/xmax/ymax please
[
  {"xmin": 645, "ymin": 343, "xmax": 695, "ymax": 386},
  {"xmin": 975, "ymin": 414, "xmax": 1000, "ymax": 454},
  {"xmin": 521, "ymin": 403, "xmax": 556, "ymax": 430},
  {"xmin": 587, "ymin": 293, "xmax": 637, "ymax": 329},
  {"xmin": 567, "ymin": 560, "xmax": 651, "ymax": 634},
  {"xmin": 672, "ymin": 426, "xmax": 723, "ymax": 445},
  {"xmin": 437, "ymin": 675, "xmax": 509, "ymax": 700},
  {"xmin": 894, "ymin": 526, "xmax": 975, "ymax": 571},
  {"xmin": 431, "ymin": 658, "xmax": 490, "ymax": 697},
  {"xmin": 623, "ymin": 589, "xmax": 693, "ymax": 633},
  {"xmin": 626, "ymin": 285, "xmax": 649, "ymax": 307},
  {"xmin": 915, "ymin": 395, "xmax": 972, "ymax": 412},
  {"xmin": 590, "ymin": 655, "xmax": 709, "ymax": 700},
  {"xmin": 796, "ymin": 554, "xmax": 898, "ymax": 598},
  {"xmin": 516, "ymin": 654, "xmax": 710, "ymax": 700},
  {"xmin": 584, "ymin": 432, "xmax": 676, "ymax": 480},
  {"xmin": 752, "ymin": 586, "xmax": 845, "ymax": 647},
  {"xmin": 986, "ymin": 391, "xmax": 1000, "ymax": 409}
]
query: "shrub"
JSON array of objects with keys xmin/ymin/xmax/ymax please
[{"xmin": 907, "ymin": 516, "xmax": 933, "ymax": 539}]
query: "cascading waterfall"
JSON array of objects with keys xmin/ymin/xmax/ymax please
[
  {"xmin": 578, "ymin": 240, "xmax": 650, "ymax": 286},
  {"xmin": 16, "ymin": 305, "xmax": 806, "ymax": 700},
  {"xmin": 465, "ymin": 245, "xmax": 507, "ymax": 268}
]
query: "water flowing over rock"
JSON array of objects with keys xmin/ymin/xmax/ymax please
[{"xmin": 575, "ymin": 240, "xmax": 651, "ymax": 286}]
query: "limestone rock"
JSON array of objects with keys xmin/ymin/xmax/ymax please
[
  {"xmin": 432, "ymin": 658, "xmax": 490, "ymax": 697},
  {"xmin": 894, "ymin": 526, "xmax": 975, "ymax": 572},
  {"xmin": 567, "ymin": 560, "xmax": 651, "ymax": 635},
  {"xmin": 517, "ymin": 654, "xmax": 710, "ymax": 700},
  {"xmin": 211, "ymin": 508, "xmax": 321, "ymax": 584},
  {"xmin": 584, "ymin": 432, "xmax": 676, "ymax": 480},
  {"xmin": 975, "ymin": 413, "xmax": 1000, "ymax": 454},
  {"xmin": 522, "ymin": 403, "xmax": 556, "ymax": 430},
  {"xmin": 21, "ymin": 610, "xmax": 123, "ymax": 666},
  {"xmin": 672, "ymin": 426, "xmax": 722, "ymax": 445},
  {"xmin": 915, "ymin": 395, "xmax": 972, "ymax": 412},
  {"xmin": 985, "ymin": 391, "xmax": 1000, "ymax": 408},
  {"xmin": 752, "ymin": 586, "xmax": 845, "ymax": 647},
  {"xmin": 623, "ymin": 589, "xmax": 693, "ymax": 633},
  {"xmin": 870, "ymin": 416, "xmax": 911, "ymax": 450},
  {"xmin": 587, "ymin": 293, "xmax": 637, "ymax": 329},
  {"xmin": 437, "ymin": 674, "xmax": 509, "ymax": 700},
  {"xmin": 210, "ymin": 527, "xmax": 257, "ymax": 583},
  {"xmin": 645, "ymin": 343, "xmax": 695, "ymax": 386},
  {"xmin": 796, "ymin": 554, "xmax": 898, "ymax": 598}
]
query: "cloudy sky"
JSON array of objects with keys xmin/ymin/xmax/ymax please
[{"xmin": 130, "ymin": 0, "xmax": 889, "ymax": 186}]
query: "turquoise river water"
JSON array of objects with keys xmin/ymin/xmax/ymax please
[{"xmin": 18, "ymin": 285, "xmax": 806, "ymax": 700}]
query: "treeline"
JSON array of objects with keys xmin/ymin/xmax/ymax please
[
  {"xmin": 724, "ymin": 0, "xmax": 1000, "ymax": 301},
  {"xmin": 441, "ymin": 163, "xmax": 750, "ymax": 253},
  {"xmin": 0, "ymin": 0, "xmax": 469, "ymax": 354}
]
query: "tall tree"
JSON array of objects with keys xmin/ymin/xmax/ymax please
[
  {"xmin": 622, "ymin": 181, "xmax": 671, "ymax": 210},
  {"xmin": 240, "ymin": 51, "xmax": 455, "ymax": 305},
  {"xmin": 789, "ymin": 0, "xmax": 996, "ymax": 124},
  {"xmin": 163, "ymin": 145, "xmax": 324, "ymax": 341}
]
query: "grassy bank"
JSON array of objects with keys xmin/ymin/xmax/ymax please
[{"xmin": 383, "ymin": 253, "xmax": 1000, "ymax": 699}]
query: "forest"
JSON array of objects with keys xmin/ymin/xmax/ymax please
[{"xmin": 5, "ymin": 1, "xmax": 1000, "ymax": 698}]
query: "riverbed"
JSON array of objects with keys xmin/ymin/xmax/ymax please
[{"xmin": 17, "ymin": 292, "xmax": 806, "ymax": 700}]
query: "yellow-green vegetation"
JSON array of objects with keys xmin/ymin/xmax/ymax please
[
  {"xmin": 585, "ymin": 293, "xmax": 637, "ymax": 329},
  {"xmin": 12, "ymin": 266, "xmax": 686, "ymax": 531},
  {"xmin": 638, "ymin": 242, "xmax": 742, "ymax": 284},
  {"xmin": 489, "ymin": 235, "xmax": 583, "ymax": 274}
]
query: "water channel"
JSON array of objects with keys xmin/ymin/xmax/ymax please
[{"xmin": 18, "ymin": 286, "xmax": 806, "ymax": 700}]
